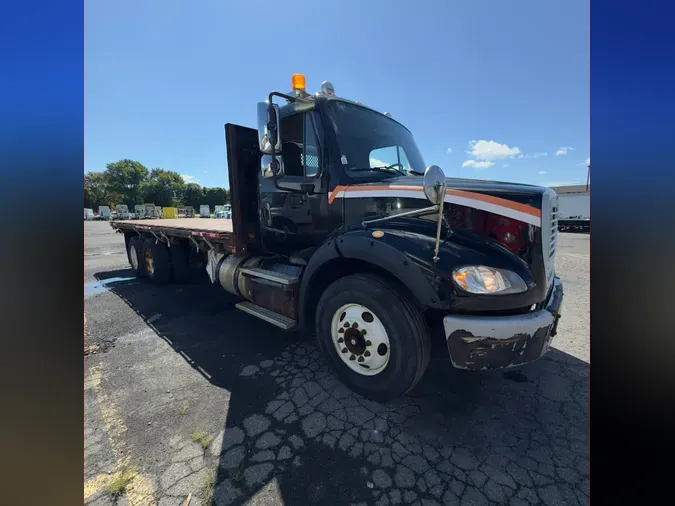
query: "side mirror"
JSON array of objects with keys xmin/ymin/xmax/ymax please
[
  {"xmin": 257, "ymin": 102, "xmax": 282, "ymax": 154},
  {"xmin": 423, "ymin": 165, "xmax": 446, "ymax": 205},
  {"xmin": 261, "ymin": 154, "xmax": 284, "ymax": 178}
]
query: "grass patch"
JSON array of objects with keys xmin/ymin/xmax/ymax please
[
  {"xmin": 191, "ymin": 429, "xmax": 213, "ymax": 454},
  {"xmin": 202, "ymin": 470, "xmax": 216, "ymax": 504},
  {"xmin": 200, "ymin": 435, "xmax": 213, "ymax": 450},
  {"xmin": 107, "ymin": 466, "xmax": 135, "ymax": 497},
  {"xmin": 177, "ymin": 406, "xmax": 188, "ymax": 415}
]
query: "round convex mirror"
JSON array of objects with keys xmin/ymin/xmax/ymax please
[{"xmin": 423, "ymin": 165, "xmax": 446, "ymax": 205}]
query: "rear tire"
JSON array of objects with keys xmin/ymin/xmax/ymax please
[
  {"xmin": 170, "ymin": 241, "xmax": 191, "ymax": 283},
  {"xmin": 315, "ymin": 273, "xmax": 431, "ymax": 401},
  {"xmin": 142, "ymin": 239, "xmax": 172, "ymax": 284},
  {"xmin": 128, "ymin": 236, "xmax": 146, "ymax": 277}
]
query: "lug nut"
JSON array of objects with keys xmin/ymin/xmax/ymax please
[
  {"xmin": 349, "ymin": 355, "xmax": 356, "ymax": 361},
  {"xmin": 364, "ymin": 351, "xmax": 371, "ymax": 357},
  {"xmin": 341, "ymin": 348, "xmax": 348, "ymax": 353},
  {"xmin": 358, "ymin": 356, "xmax": 364, "ymax": 362},
  {"xmin": 338, "ymin": 337, "xmax": 344, "ymax": 343},
  {"xmin": 352, "ymin": 322, "xmax": 359, "ymax": 329},
  {"xmin": 366, "ymin": 340, "xmax": 372, "ymax": 346}
]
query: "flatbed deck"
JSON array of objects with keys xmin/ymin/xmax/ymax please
[{"xmin": 110, "ymin": 218, "xmax": 236, "ymax": 248}]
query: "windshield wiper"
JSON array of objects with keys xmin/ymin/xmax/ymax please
[{"xmin": 351, "ymin": 164, "xmax": 407, "ymax": 175}]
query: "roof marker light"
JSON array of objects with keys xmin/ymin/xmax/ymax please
[{"xmin": 320, "ymin": 80, "xmax": 335, "ymax": 96}]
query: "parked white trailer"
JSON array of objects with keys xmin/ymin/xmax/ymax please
[
  {"xmin": 550, "ymin": 185, "xmax": 590, "ymax": 232},
  {"xmin": 98, "ymin": 206, "xmax": 111, "ymax": 220},
  {"xmin": 200, "ymin": 205, "xmax": 211, "ymax": 218},
  {"xmin": 84, "ymin": 208, "xmax": 94, "ymax": 220}
]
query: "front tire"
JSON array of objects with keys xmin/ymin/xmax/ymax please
[
  {"xmin": 169, "ymin": 241, "xmax": 191, "ymax": 283},
  {"xmin": 315, "ymin": 274, "xmax": 431, "ymax": 401}
]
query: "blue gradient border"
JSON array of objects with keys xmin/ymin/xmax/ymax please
[
  {"xmin": 591, "ymin": 0, "xmax": 675, "ymax": 496},
  {"xmin": 0, "ymin": 2, "xmax": 84, "ymax": 506}
]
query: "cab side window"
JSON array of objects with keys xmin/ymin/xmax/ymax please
[
  {"xmin": 279, "ymin": 113, "xmax": 320, "ymax": 178},
  {"xmin": 303, "ymin": 114, "xmax": 319, "ymax": 177}
]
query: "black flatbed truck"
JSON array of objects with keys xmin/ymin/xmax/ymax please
[{"xmin": 111, "ymin": 75, "xmax": 564, "ymax": 401}]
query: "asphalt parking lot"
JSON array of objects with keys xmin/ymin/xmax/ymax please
[{"xmin": 84, "ymin": 221, "xmax": 589, "ymax": 506}]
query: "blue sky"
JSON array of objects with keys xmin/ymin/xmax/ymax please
[{"xmin": 85, "ymin": 0, "xmax": 589, "ymax": 189}]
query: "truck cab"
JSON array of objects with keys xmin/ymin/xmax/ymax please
[
  {"xmin": 220, "ymin": 75, "xmax": 563, "ymax": 399},
  {"xmin": 98, "ymin": 206, "xmax": 111, "ymax": 220},
  {"xmin": 116, "ymin": 205, "xmax": 130, "ymax": 220}
]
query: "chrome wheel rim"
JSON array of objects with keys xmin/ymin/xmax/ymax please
[
  {"xmin": 144, "ymin": 249, "xmax": 154, "ymax": 275},
  {"xmin": 331, "ymin": 303, "xmax": 390, "ymax": 376},
  {"xmin": 130, "ymin": 244, "xmax": 138, "ymax": 270}
]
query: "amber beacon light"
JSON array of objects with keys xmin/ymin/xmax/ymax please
[{"xmin": 292, "ymin": 73, "xmax": 306, "ymax": 91}]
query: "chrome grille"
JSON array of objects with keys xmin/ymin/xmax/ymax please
[{"xmin": 541, "ymin": 190, "xmax": 559, "ymax": 293}]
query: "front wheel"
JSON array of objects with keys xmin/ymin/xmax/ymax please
[{"xmin": 315, "ymin": 274, "xmax": 431, "ymax": 401}]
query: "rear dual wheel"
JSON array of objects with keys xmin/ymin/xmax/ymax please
[
  {"xmin": 316, "ymin": 274, "xmax": 431, "ymax": 401},
  {"xmin": 127, "ymin": 236, "xmax": 146, "ymax": 277},
  {"xmin": 142, "ymin": 239, "xmax": 172, "ymax": 284},
  {"xmin": 127, "ymin": 236, "xmax": 194, "ymax": 283}
]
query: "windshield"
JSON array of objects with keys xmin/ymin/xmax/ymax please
[{"xmin": 325, "ymin": 100, "xmax": 426, "ymax": 178}]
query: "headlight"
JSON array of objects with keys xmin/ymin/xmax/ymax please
[{"xmin": 452, "ymin": 266, "xmax": 527, "ymax": 295}]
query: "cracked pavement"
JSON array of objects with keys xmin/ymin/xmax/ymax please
[{"xmin": 84, "ymin": 222, "xmax": 589, "ymax": 505}]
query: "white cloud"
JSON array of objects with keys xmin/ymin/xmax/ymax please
[
  {"xmin": 462, "ymin": 159, "xmax": 495, "ymax": 169},
  {"xmin": 467, "ymin": 140, "xmax": 521, "ymax": 161},
  {"xmin": 181, "ymin": 174, "xmax": 198, "ymax": 183},
  {"xmin": 518, "ymin": 152, "xmax": 548, "ymax": 159},
  {"xmin": 538, "ymin": 170, "xmax": 548, "ymax": 174},
  {"xmin": 503, "ymin": 164, "xmax": 510, "ymax": 168},
  {"xmin": 555, "ymin": 147, "xmax": 575, "ymax": 156},
  {"xmin": 445, "ymin": 147, "xmax": 453, "ymax": 154}
]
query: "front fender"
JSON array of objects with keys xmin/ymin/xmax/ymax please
[{"xmin": 298, "ymin": 228, "xmax": 449, "ymax": 329}]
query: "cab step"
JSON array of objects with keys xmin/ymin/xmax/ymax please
[
  {"xmin": 238, "ymin": 267, "xmax": 299, "ymax": 285},
  {"xmin": 235, "ymin": 301, "xmax": 297, "ymax": 330}
]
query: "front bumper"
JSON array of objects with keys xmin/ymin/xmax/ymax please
[{"xmin": 444, "ymin": 278, "xmax": 564, "ymax": 370}]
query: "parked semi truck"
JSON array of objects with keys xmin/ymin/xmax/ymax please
[
  {"xmin": 116, "ymin": 205, "xmax": 130, "ymax": 220},
  {"xmin": 111, "ymin": 75, "xmax": 564, "ymax": 400}
]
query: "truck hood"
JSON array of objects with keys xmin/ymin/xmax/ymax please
[{"xmin": 330, "ymin": 176, "xmax": 550, "ymax": 228}]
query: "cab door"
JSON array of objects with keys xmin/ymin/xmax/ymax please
[{"xmin": 258, "ymin": 110, "xmax": 328, "ymax": 254}]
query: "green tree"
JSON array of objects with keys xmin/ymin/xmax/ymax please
[
  {"xmin": 84, "ymin": 172, "xmax": 109, "ymax": 210},
  {"xmin": 141, "ymin": 169, "xmax": 186, "ymax": 207},
  {"xmin": 204, "ymin": 187, "xmax": 228, "ymax": 209},
  {"xmin": 104, "ymin": 159, "xmax": 149, "ymax": 207},
  {"xmin": 183, "ymin": 183, "xmax": 204, "ymax": 210}
]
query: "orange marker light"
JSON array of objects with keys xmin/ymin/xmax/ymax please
[{"xmin": 292, "ymin": 74, "xmax": 306, "ymax": 91}]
